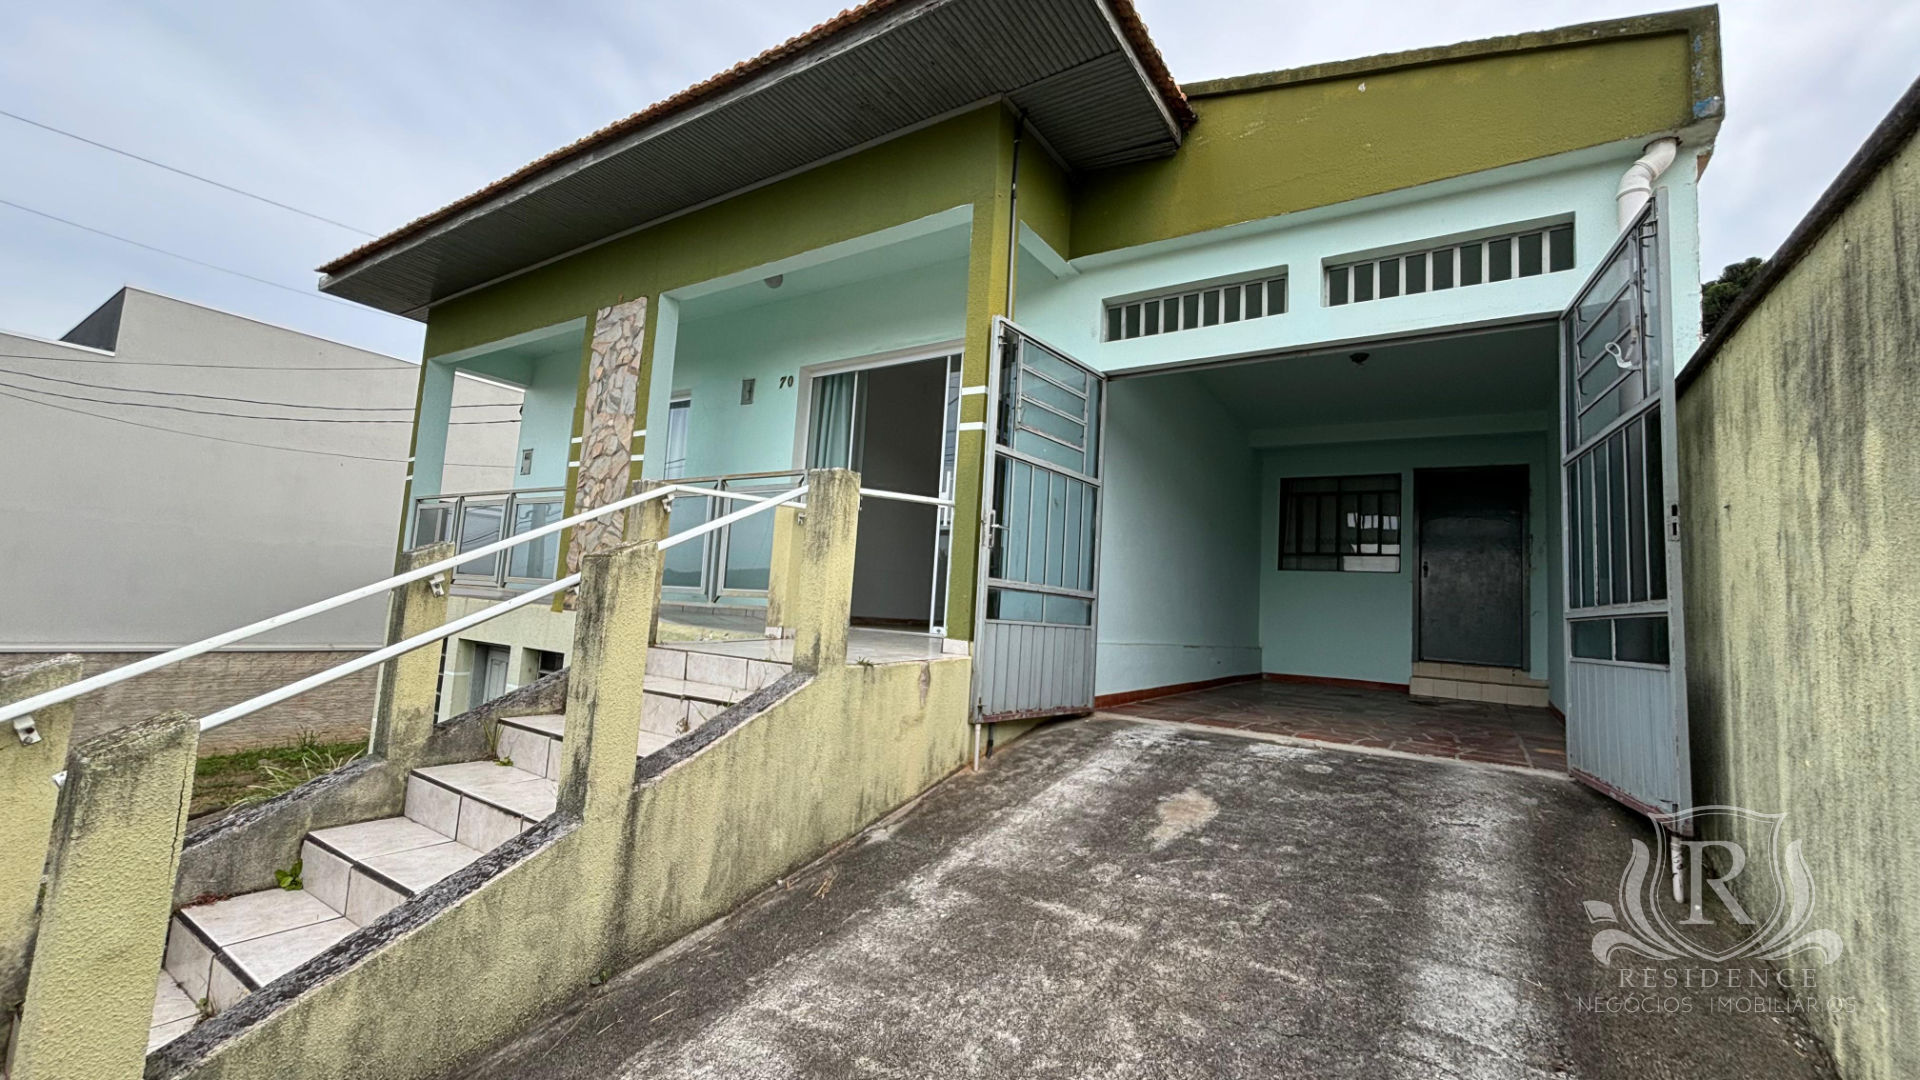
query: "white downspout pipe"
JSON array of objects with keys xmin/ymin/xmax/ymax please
[{"xmin": 1617, "ymin": 137, "xmax": 1680, "ymax": 230}]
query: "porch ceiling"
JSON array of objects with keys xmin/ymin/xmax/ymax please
[
  {"xmin": 1185, "ymin": 323, "xmax": 1558, "ymax": 434},
  {"xmin": 319, "ymin": 0, "xmax": 1185, "ymax": 319}
]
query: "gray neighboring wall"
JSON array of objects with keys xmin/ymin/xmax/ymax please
[
  {"xmin": 1679, "ymin": 77, "xmax": 1920, "ymax": 1080},
  {"xmin": 0, "ymin": 287, "xmax": 523, "ymax": 749}
]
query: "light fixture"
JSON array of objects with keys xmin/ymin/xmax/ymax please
[
  {"xmin": 1349, "ymin": 351, "xmax": 1370, "ymax": 367},
  {"xmin": 764, "ymin": 274, "xmax": 784, "ymax": 288}
]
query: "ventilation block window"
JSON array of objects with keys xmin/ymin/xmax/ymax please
[
  {"xmin": 1325, "ymin": 222, "xmax": 1575, "ymax": 307},
  {"xmin": 1279, "ymin": 474, "xmax": 1402, "ymax": 572},
  {"xmin": 1105, "ymin": 273, "xmax": 1288, "ymax": 342}
]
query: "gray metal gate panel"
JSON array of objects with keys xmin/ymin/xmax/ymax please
[
  {"xmin": 973, "ymin": 319, "xmax": 1106, "ymax": 723},
  {"xmin": 1558, "ymin": 192, "xmax": 1692, "ymax": 819}
]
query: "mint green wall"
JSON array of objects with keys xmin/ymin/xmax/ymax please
[
  {"xmin": 517, "ymin": 356, "xmax": 579, "ymax": 489},
  {"xmin": 649, "ymin": 257, "xmax": 968, "ymax": 481},
  {"xmin": 1095, "ymin": 375, "xmax": 1262, "ymax": 695},
  {"xmin": 1257, "ymin": 432, "xmax": 1560, "ymax": 690}
]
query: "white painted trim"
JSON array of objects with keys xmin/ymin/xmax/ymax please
[
  {"xmin": 960, "ymin": 385, "xmax": 988, "ymax": 397},
  {"xmin": 956, "ymin": 421, "xmax": 987, "ymax": 432}
]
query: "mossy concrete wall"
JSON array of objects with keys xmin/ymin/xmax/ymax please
[
  {"xmin": 13, "ymin": 713, "xmax": 197, "ymax": 1080},
  {"xmin": 0, "ymin": 656, "xmax": 78, "ymax": 1019},
  {"xmin": 1679, "ymin": 119, "xmax": 1919, "ymax": 1080}
]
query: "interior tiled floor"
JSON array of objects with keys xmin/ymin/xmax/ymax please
[{"xmin": 1104, "ymin": 678, "xmax": 1567, "ymax": 772}]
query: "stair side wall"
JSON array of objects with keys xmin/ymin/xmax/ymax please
[{"xmin": 151, "ymin": 654, "xmax": 971, "ymax": 1080}]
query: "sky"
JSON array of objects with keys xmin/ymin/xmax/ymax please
[{"xmin": 1, "ymin": 0, "xmax": 1914, "ymax": 362}]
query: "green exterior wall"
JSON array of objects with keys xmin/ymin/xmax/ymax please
[
  {"xmin": 1678, "ymin": 123, "xmax": 1919, "ymax": 1080},
  {"xmin": 1073, "ymin": 32, "xmax": 1699, "ymax": 257}
]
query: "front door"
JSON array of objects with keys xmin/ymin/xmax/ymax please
[
  {"xmin": 973, "ymin": 319, "xmax": 1106, "ymax": 723},
  {"xmin": 1418, "ymin": 466, "xmax": 1527, "ymax": 668},
  {"xmin": 1558, "ymin": 192, "xmax": 1692, "ymax": 821}
]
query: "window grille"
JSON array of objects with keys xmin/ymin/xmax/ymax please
[
  {"xmin": 1279, "ymin": 474, "xmax": 1402, "ymax": 572},
  {"xmin": 1105, "ymin": 273, "xmax": 1287, "ymax": 342},
  {"xmin": 1325, "ymin": 223, "xmax": 1574, "ymax": 307}
]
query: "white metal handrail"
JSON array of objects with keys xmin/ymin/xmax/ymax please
[
  {"xmin": 0, "ymin": 481, "xmax": 801, "ymax": 729},
  {"xmin": 194, "ymin": 483, "xmax": 807, "ymax": 732}
]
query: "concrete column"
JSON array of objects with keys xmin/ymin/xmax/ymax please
[
  {"xmin": 0, "ymin": 657, "xmax": 80, "ymax": 1023},
  {"xmin": 791, "ymin": 469, "xmax": 861, "ymax": 675},
  {"xmin": 10, "ymin": 712, "xmax": 197, "ymax": 1080},
  {"xmin": 408, "ymin": 359, "xmax": 457, "ymax": 503},
  {"xmin": 761, "ymin": 505, "xmax": 803, "ymax": 639},
  {"xmin": 567, "ymin": 297, "xmax": 647, "ymax": 576},
  {"xmin": 558, "ymin": 535, "xmax": 662, "ymax": 822},
  {"xmin": 367, "ymin": 542, "xmax": 454, "ymax": 772}
]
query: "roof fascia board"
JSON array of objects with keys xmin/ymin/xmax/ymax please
[
  {"xmin": 322, "ymin": 0, "xmax": 958, "ymax": 291},
  {"xmin": 1182, "ymin": 6, "xmax": 1721, "ymax": 109},
  {"xmin": 1091, "ymin": 0, "xmax": 1181, "ymax": 145}
]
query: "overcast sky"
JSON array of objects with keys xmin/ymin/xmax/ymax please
[{"xmin": 1, "ymin": 0, "xmax": 1914, "ymax": 361}]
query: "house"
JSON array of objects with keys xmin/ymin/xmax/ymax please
[
  {"xmin": 0, "ymin": 287, "xmax": 522, "ymax": 751},
  {"xmin": 320, "ymin": 4, "xmax": 1720, "ymax": 814},
  {"xmin": 0, "ymin": 5, "xmax": 1765, "ymax": 1078}
]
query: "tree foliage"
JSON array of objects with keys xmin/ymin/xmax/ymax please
[{"xmin": 1701, "ymin": 257, "xmax": 1765, "ymax": 335}]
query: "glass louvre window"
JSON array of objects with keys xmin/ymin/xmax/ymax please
[
  {"xmin": 1326, "ymin": 222, "xmax": 1574, "ymax": 306},
  {"xmin": 1279, "ymin": 474, "xmax": 1402, "ymax": 572},
  {"xmin": 1103, "ymin": 274, "xmax": 1288, "ymax": 341}
]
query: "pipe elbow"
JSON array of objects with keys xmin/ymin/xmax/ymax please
[{"xmin": 1617, "ymin": 137, "xmax": 1680, "ymax": 230}]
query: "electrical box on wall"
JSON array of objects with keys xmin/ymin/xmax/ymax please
[
  {"xmin": 519, "ymin": 449, "xmax": 534, "ymax": 476},
  {"xmin": 740, "ymin": 378, "xmax": 756, "ymax": 405}
]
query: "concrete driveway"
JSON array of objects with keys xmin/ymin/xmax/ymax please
[{"xmin": 464, "ymin": 718, "xmax": 1837, "ymax": 1080}]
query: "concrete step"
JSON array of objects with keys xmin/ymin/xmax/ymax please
[
  {"xmin": 148, "ymin": 970, "xmax": 201, "ymax": 1051},
  {"xmin": 161, "ymin": 755, "xmax": 556, "ymax": 1026},
  {"xmin": 494, "ymin": 678, "xmax": 744, "ymax": 775},
  {"xmin": 1410, "ymin": 662, "xmax": 1550, "ymax": 706},
  {"xmin": 645, "ymin": 643, "xmax": 790, "ymax": 694}
]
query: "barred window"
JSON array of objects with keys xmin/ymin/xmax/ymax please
[{"xmin": 1279, "ymin": 474, "xmax": 1402, "ymax": 572}]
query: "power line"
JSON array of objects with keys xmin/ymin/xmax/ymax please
[
  {"xmin": 0, "ymin": 108, "xmax": 376, "ymax": 236},
  {"xmin": 0, "ymin": 366, "xmax": 522, "ymax": 413},
  {"xmin": 0, "ymin": 378, "xmax": 519, "ymax": 425},
  {"xmin": 0, "ymin": 387, "xmax": 504, "ymax": 467},
  {"xmin": 0, "ymin": 350, "xmax": 411, "ymax": 372},
  {"xmin": 0, "ymin": 198, "xmax": 400, "ymax": 318}
]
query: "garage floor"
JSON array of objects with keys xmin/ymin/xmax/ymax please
[
  {"xmin": 1106, "ymin": 678, "xmax": 1568, "ymax": 771},
  {"xmin": 461, "ymin": 718, "xmax": 1835, "ymax": 1080}
]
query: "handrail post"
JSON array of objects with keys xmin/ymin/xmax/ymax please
[
  {"xmin": 367, "ymin": 541, "xmax": 455, "ymax": 772},
  {"xmin": 790, "ymin": 469, "xmax": 861, "ymax": 674},
  {"xmin": 557, "ymin": 532, "xmax": 664, "ymax": 821},
  {"xmin": 10, "ymin": 712, "xmax": 197, "ymax": 1080},
  {"xmin": 627, "ymin": 482, "xmax": 672, "ymax": 644},
  {"xmin": 762, "ymin": 505, "xmax": 804, "ymax": 640},
  {"xmin": 0, "ymin": 656, "xmax": 80, "ymax": 1029}
]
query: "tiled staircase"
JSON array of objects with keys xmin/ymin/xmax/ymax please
[{"xmin": 146, "ymin": 643, "xmax": 792, "ymax": 1052}]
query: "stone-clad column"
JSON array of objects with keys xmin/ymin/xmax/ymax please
[{"xmin": 567, "ymin": 297, "xmax": 648, "ymax": 577}]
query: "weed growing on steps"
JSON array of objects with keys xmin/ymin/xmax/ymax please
[
  {"xmin": 483, "ymin": 719, "xmax": 513, "ymax": 767},
  {"xmin": 273, "ymin": 858, "xmax": 303, "ymax": 891}
]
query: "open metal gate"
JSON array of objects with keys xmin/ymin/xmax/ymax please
[
  {"xmin": 1558, "ymin": 192, "xmax": 1692, "ymax": 820},
  {"xmin": 973, "ymin": 319, "xmax": 1106, "ymax": 723}
]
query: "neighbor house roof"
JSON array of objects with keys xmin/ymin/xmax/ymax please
[{"xmin": 319, "ymin": 0, "xmax": 1190, "ymax": 318}]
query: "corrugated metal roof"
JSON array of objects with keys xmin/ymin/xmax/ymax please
[{"xmin": 320, "ymin": 0, "xmax": 1187, "ymax": 317}]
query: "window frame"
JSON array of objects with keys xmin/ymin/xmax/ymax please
[{"xmin": 1278, "ymin": 473, "xmax": 1404, "ymax": 573}]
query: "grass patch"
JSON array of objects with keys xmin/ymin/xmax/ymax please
[{"xmin": 191, "ymin": 734, "xmax": 364, "ymax": 818}]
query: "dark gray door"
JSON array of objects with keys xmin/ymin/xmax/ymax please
[{"xmin": 1418, "ymin": 466, "xmax": 1527, "ymax": 667}]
